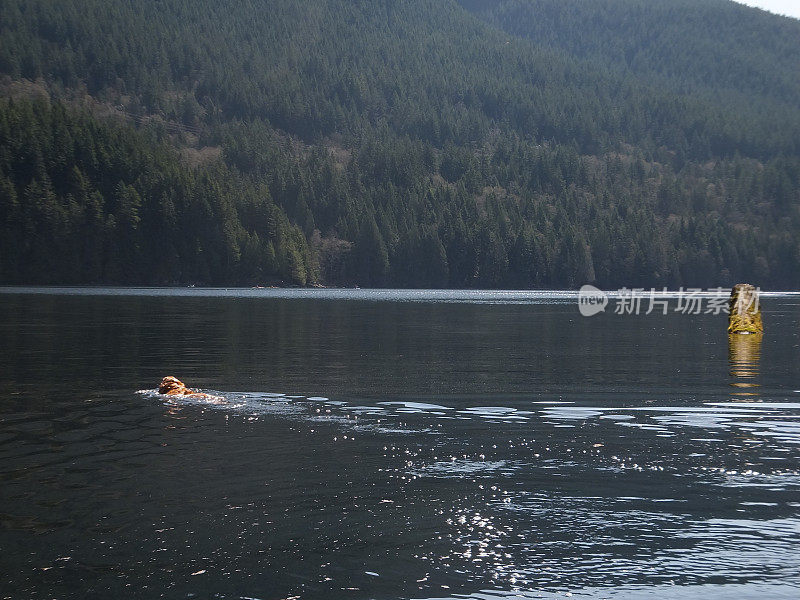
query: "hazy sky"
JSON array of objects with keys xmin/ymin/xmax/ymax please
[{"xmin": 735, "ymin": 1, "xmax": 800, "ymax": 19}]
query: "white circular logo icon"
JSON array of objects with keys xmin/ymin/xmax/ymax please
[{"xmin": 578, "ymin": 285, "xmax": 608, "ymax": 317}]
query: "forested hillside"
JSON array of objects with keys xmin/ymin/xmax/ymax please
[
  {"xmin": 459, "ymin": 0, "xmax": 800, "ymax": 108},
  {"xmin": 1, "ymin": 0, "xmax": 799, "ymax": 288},
  {"xmin": 0, "ymin": 99, "xmax": 313, "ymax": 285}
]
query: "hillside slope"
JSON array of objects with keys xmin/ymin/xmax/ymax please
[
  {"xmin": 459, "ymin": 0, "xmax": 800, "ymax": 107},
  {"xmin": 1, "ymin": 0, "xmax": 799, "ymax": 288}
]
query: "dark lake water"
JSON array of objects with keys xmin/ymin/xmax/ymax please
[{"xmin": 1, "ymin": 288, "xmax": 799, "ymax": 599}]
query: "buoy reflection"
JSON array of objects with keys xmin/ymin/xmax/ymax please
[{"xmin": 728, "ymin": 332, "xmax": 762, "ymax": 394}]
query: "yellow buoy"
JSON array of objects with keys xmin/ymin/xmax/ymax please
[{"xmin": 727, "ymin": 284, "xmax": 763, "ymax": 334}]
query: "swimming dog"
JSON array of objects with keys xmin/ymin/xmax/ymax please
[{"xmin": 158, "ymin": 376, "xmax": 222, "ymax": 401}]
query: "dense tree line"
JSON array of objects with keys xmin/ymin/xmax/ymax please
[
  {"xmin": 220, "ymin": 115, "xmax": 800, "ymax": 289},
  {"xmin": 0, "ymin": 99, "xmax": 313, "ymax": 285},
  {"xmin": 0, "ymin": 0, "xmax": 798, "ymax": 288}
]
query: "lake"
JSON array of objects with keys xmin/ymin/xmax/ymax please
[{"xmin": 1, "ymin": 288, "xmax": 799, "ymax": 599}]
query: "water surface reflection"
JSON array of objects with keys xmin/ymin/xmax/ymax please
[
  {"xmin": 0, "ymin": 289, "xmax": 799, "ymax": 599},
  {"xmin": 729, "ymin": 333, "xmax": 762, "ymax": 393}
]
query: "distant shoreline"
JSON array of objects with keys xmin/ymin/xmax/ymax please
[{"xmin": 2, "ymin": 286, "xmax": 799, "ymax": 298}]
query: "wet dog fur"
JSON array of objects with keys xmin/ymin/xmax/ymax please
[{"xmin": 158, "ymin": 376, "xmax": 222, "ymax": 401}]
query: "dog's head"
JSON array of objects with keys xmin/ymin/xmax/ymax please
[{"xmin": 159, "ymin": 376, "xmax": 187, "ymax": 395}]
